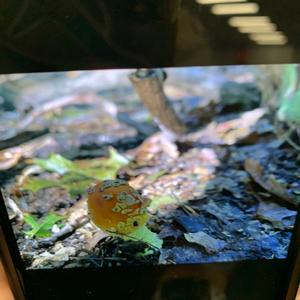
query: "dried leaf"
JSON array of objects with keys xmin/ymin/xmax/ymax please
[
  {"xmin": 0, "ymin": 135, "xmax": 56, "ymax": 170},
  {"xmin": 184, "ymin": 231, "xmax": 226, "ymax": 254},
  {"xmin": 244, "ymin": 158, "xmax": 299, "ymax": 208},
  {"xmin": 125, "ymin": 225, "xmax": 163, "ymax": 249},
  {"xmin": 186, "ymin": 108, "xmax": 266, "ymax": 145},
  {"xmin": 133, "ymin": 132, "xmax": 179, "ymax": 164},
  {"xmin": 0, "ymin": 150, "xmax": 22, "ymax": 170},
  {"xmin": 22, "ymin": 148, "xmax": 128, "ymax": 196},
  {"xmin": 202, "ymin": 200, "xmax": 240, "ymax": 224},
  {"xmin": 31, "ymin": 246, "xmax": 76, "ymax": 268},
  {"xmin": 256, "ymin": 201, "xmax": 297, "ymax": 229},
  {"xmin": 158, "ymin": 224, "xmax": 182, "ymax": 239},
  {"xmin": 244, "ymin": 158, "xmax": 264, "ymax": 179},
  {"xmin": 85, "ymin": 231, "xmax": 108, "ymax": 251},
  {"xmin": 53, "ymin": 246, "xmax": 76, "ymax": 262},
  {"xmin": 148, "ymin": 170, "xmax": 167, "ymax": 181}
]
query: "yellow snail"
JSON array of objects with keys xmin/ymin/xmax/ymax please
[{"xmin": 87, "ymin": 179, "xmax": 150, "ymax": 235}]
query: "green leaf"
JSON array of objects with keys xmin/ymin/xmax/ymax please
[
  {"xmin": 126, "ymin": 225, "xmax": 163, "ymax": 249},
  {"xmin": 277, "ymin": 90, "xmax": 300, "ymax": 123},
  {"xmin": 101, "ymin": 147, "xmax": 129, "ymax": 169},
  {"xmin": 280, "ymin": 64, "xmax": 298, "ymax": 99},
  {"xmin": 23, "ymin": 213, "xmax": 65, "ymax": 238},
  {"xmin": 32, "ymin": 148, "xmax": 128, "ymax": 178},
  {"xmin": 23, "ymin": 178, "xmax": 62, "ymax": 192},
  {"xmin": 22, "ymin": 175, "xmax": 93, "ymax": 196},
  {"xmin": 24, "ymin": 148, "xmax": 129, "ymax": 196},
  {"xmin": 33, "ymin": 154, "xmax": 75, "ymax": 175},
  {"xmin": 79, "ymin": 167, "xmax": 116, "ymax": 181},
  {"xmin": 60, "ymin": 172, "xmax": 89, "ymax": 183},
  {"xmin": 61, "ymin": 176, "xmax": 93, "ymax": 197},
  {"xmin": 23, "ymin": 214, "xmax": 39, "ymax": 228}
]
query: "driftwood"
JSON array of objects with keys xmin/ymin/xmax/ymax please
[{"xmin": 129, "ymin": 69, "xmax": 187, "ymax": 136}]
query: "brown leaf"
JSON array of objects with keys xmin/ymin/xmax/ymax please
[
  {"xmin": 0, "ymin": 136, "xmax": 55, "ymax": 170},
  {"xmin": 0, "ymin": 150, "xmax": 22, "ymax": 170},
  {"xmin": 244, "ymin": 159, "xmax": 299, "ymax": 208},
  {"xmin": 244, "ymin": 158, "xmax": 264, "ymax": 180},
  {"xmin": 256, "ymin": 201, "xmax": 297, "ymax": 229},
  {"xmin": 184, "ymin": 231, "xmax": 226, "ymax": 254},
  {"xmin": 185, "ymin": 108, "xmax": 266, "ymax": 145},
  {"xmin": 133, "ymin": 132, "xmax": 179, "ymax": 164},
  {"xmin": 85, "ymin": 231, "xmax": 108, "ymax": 251}
]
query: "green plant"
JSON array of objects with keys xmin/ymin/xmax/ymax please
[{"xmin": 23, "ymin": 213, "xmax": 64, "ymax": 238}]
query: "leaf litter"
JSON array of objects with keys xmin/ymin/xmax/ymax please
[{"xmin": 1, "ymin": 67, "xmax": 299, "ymax": 269}]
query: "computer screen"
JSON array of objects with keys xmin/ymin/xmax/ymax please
[{"xmin": 0, "ymin": 64, "xmax": 298, "ymax": 273}]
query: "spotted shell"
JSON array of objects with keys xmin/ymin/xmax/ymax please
[{"xmin": 87, "ymin": 179, "xmax": 149, "ymax": 235}]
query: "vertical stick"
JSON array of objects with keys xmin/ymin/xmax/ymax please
[{"xmin": 129, "ymin": 69, "xmax": 186, "ymax": 136}]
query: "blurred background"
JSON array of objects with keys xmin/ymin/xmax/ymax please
[{"xmin": 0, "ymin": 0, "xmax": 300, "ymax": 73}]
